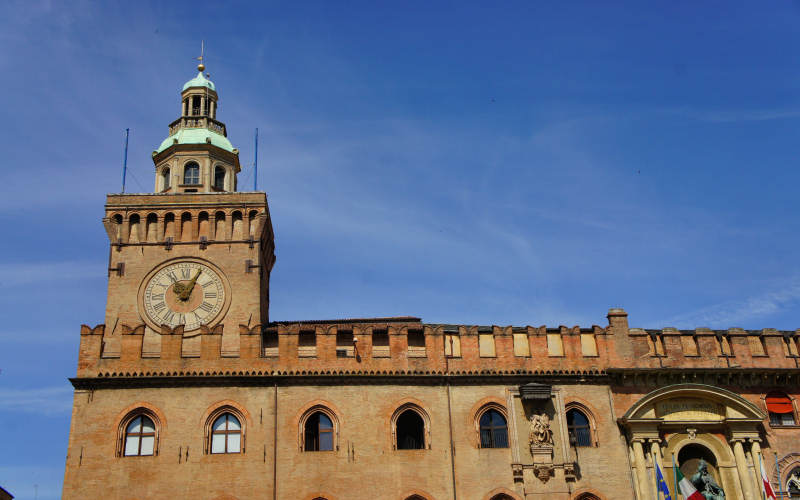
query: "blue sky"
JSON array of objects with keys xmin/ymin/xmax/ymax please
[{"xmin": 2, "ymin": 1, "xmax": 800, "ymax": 497}]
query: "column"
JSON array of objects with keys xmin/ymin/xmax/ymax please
[
  {"xmin": 629, "ymin": 444, "xmax": 644, "ymax": 500},
  {"xmin": 650, "ymin": 440, "xmax": 665, "ymax": 500},
  {"xmin": 200, "ymin": 96, "xmax": 206, "ymax": 116},
  {"xmin": 632, "ymin": 439, "xmax": 653, "ymax": 500},
  {"xmin": 750, "ymin": 439, "xmax": 765, "ymax": 498},
  {"xmin": 732, "ymin": 438, "xmax": 756, "ymax": 499}
]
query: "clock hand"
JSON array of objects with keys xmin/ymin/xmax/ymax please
[{"xmin": 178, "ymin": 269, "xmax": 202, "ymax": 301}]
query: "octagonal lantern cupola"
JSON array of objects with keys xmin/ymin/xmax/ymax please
[{"xmin": 152, "ymin": 61, "xmax": 241, "ymax": 194}]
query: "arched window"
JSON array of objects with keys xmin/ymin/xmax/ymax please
[
  {"xmin": 574, "ymin": 495, "xmax": 601, "ymax": 500},
  {"xmin": 214, "ymin": 166, "xmax": 226, "ymax": 190},
  {"xmin": 566, "ymin": 408, "xmax": 592, "ymax": 447},
  {"xmin": 124, "ymin": 415, "xmax": 156, "ymax": 456},
  {"xmin": 304, "ymin": 412, "xmax": 334, "ymax": 451},
  {"xmin": 162, "ymin": 168, "xmax": 171, "ymax": 190},
  {"xmin": 479, "ymin": 409, "xmax": 508, "ymax": 448},
  {"xmin": 184, "ymin": 162, "xmax": 200, "ymax": 185},
  {"xmin": 490, "ymin": 495, "xmax": 515, "ymax": 500},
  {"xmin": 211, "ymin": 413, "xmax": 242, "ymax": 454},
  {"xmin": 396, "ymin": 409, "xmax": 425, "ymax": 450},
  {"xmin": 766, "ymin": 392, "xmax": 796, "ymax": 426}
]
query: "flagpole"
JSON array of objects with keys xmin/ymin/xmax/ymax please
[
  {"xmin": 775, "ymin": 452, "xmax": 783, "ymax": 500},
  {"xmin": 650, "ymin": 458, "xmax": 659, "ymax": 500},
  {"xmin": 121, "ymin": 128, "xmax": 129, "ymax": 193},
  {"xmin": 758, "ymin": 452, "xmax": 767, "ymax": 500},
  {"xmin": 673, "ymin": 453, "xmax": 680, "ymax": 500}
]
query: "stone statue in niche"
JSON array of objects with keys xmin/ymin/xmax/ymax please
[
  {"xmin": 787, "ymin": 467, "xmax": 800, "ymax": 495},
  {"xmin": 690, "ymin": 460, "xmax": 725, "ymax": 500},
  {"xmin": 528, "ymin": 411, "xmax": 553, "ymax": 448}
]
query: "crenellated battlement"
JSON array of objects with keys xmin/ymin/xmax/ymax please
[{"xmin": 74, "ymin": 308, "xmax": 800, "ymax": 379}]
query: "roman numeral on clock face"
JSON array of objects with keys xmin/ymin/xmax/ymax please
[
  {"xmin": 162, "ymin": 311, "xmax": 174, "ymax": 323},
  {"xmin": 204, "ymin": 292, "xmax": 217, "ymax": 299},
  {"xmin": 153, "ymin": 301, "xmax": 166, "ymax": 312},
  {"xmin": 151, "ymin": 293, "xmax": 164, "ymax": 301},
  {"xmin": 166, "ymin": 271, "xmax": 178, "ymax": 283},
  {"xmin": 181, "ymin": 268, "xmax": 191, "ymax": 279},
  {"xmin": 199, "ymin": 301, "xmax": 214, "ymax": 313},
  {"xmin": 201, "ymin": 281, "xmax": 214, "ymax": 289}
]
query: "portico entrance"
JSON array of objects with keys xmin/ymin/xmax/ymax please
[{"xmin": 620, "ymin": 384, "xmax": 766, "ymax": 500}]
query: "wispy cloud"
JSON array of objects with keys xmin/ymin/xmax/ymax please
[
  {"xmin": 0, "ymin": 385, "xmax": 73, "ymax": 415},
  {"xmin": 660, "ymin": 106, "xmax": 800, "ymax": 123},
  {"xmin": 661, "ymin": 275, "xmax": 800, "ymax": 328}
]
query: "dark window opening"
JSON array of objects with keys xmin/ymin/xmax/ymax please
[
  {"xmin": 373, "ymin": 329, "xmax": 389, "ymax": 346},
  {"xmin": 336, "ymin": 329, "xmax": 354, "ymax": 357},
  {"xmin": 262, "ymin": 328, "xmax": 278, "ymax": 356},
  {"xmin": 396, "ymin": 410, "xmax": 425, "ymax": 450},
  {"xmin": 214, "ymin": 166, "xmax": 225, "ymax": 190},
  {"xmin": 479, "ymin": 409, "xmax": 508, "ymax": 448},
  {"xmin": 192, "ymin": 96, "xmax": 200, "ymax": 116},
  {"xmin": 408, "ymin": 330, "xmax": 425, "ymax": 347},
  {"xmin": 304, "ymin": 412, "xmax": 333, "ymax": 451},
  {"xmin": 299, "ymin": 330, "xmax": 316, "ymax": 347},
  {"xmin": 567, "ymin": 409, "xmax": 592, "ymax": 447}
]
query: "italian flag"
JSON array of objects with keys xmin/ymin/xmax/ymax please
[
  {"xmin": 676, "ymin": 468, "xmax": 704, "ymax": 500},
  {"xmin": 760, "ymin": 458, "xmax": 778, "ymax": 500}
]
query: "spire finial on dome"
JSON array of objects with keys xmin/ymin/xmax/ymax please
[{"xmin": 195, "ymin": 40, "xmax": 205, "ymax": 73}]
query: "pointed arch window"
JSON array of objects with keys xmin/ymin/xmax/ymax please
[
  {"xmin": 210, "ymin": 413, "xmax": 242, "ymax": 453},
  {"xmin": 184, "ymin": 162, "xmax": 200, "ymax": 185},
  {"xmin": 566, "ymin": 408, "xmax": 592, "ymax": 447},
  {"xmin": 479, "ymin": 409, "xmax": 508, "ymax": 448},
  {"xmin": 396, "ymin": 409, "xmax": 425, "ymax": 450},
  {"xmin": 304, "ymin": 412, "xmax": 334, "ymax": 451},
  {"xmin": 124, "ymin": 415, "xmax": 156, "ymax": 456}
]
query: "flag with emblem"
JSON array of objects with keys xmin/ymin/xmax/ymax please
[
  {"xmin": 676, "ymin": 467, "xmax": 704, "ymax": 500},
  {"xmin": 655, "ymin": 462, "xmax": 672, "ymax": 500}
]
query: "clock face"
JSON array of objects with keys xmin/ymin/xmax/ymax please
[{"xmin": 142, "ymin": 261, "xmax": 226, "ymax": 331}]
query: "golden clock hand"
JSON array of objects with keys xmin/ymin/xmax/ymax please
[{"xmin": 178, "ymin": 269, "xmax": 202, "ymax": 301}]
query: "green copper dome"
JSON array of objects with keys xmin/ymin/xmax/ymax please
[
  {"xmin": 182, "ymin": 71, "xmax": 216, "ymax": 91},
  {"xmin": 156, "ymin": 128, "xmax": 235, "ymax": 154}
]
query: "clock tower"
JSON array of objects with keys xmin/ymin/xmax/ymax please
[{"xmin": 101, "ymin": 62, "xmax": 275, "ymax": 358}]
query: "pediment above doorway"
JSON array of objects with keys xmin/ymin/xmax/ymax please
[{"xmin": 620, "ymin": 384, "xmax": 765, "ymax": 425}]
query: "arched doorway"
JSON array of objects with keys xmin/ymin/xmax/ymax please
[{"xmin": 620, "ymin": 384, "xmax": 766, "ymax": 500}]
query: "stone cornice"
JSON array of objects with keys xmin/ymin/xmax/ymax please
[
  {"xmin": 608, "ymin": 367, "xmax": 800, "ymax": 387},
  {"xmin": 69, "ymin": 370, "xmax": 610, "ymax": 390}
]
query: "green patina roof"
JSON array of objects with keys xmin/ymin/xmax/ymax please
[
  {"xmin": 156, "ymin": 128, "xmax": 235, "ymax": 154},
  {"xmin": 182, "ymin": 71, "xmax": 216, "ymax": 91}
]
